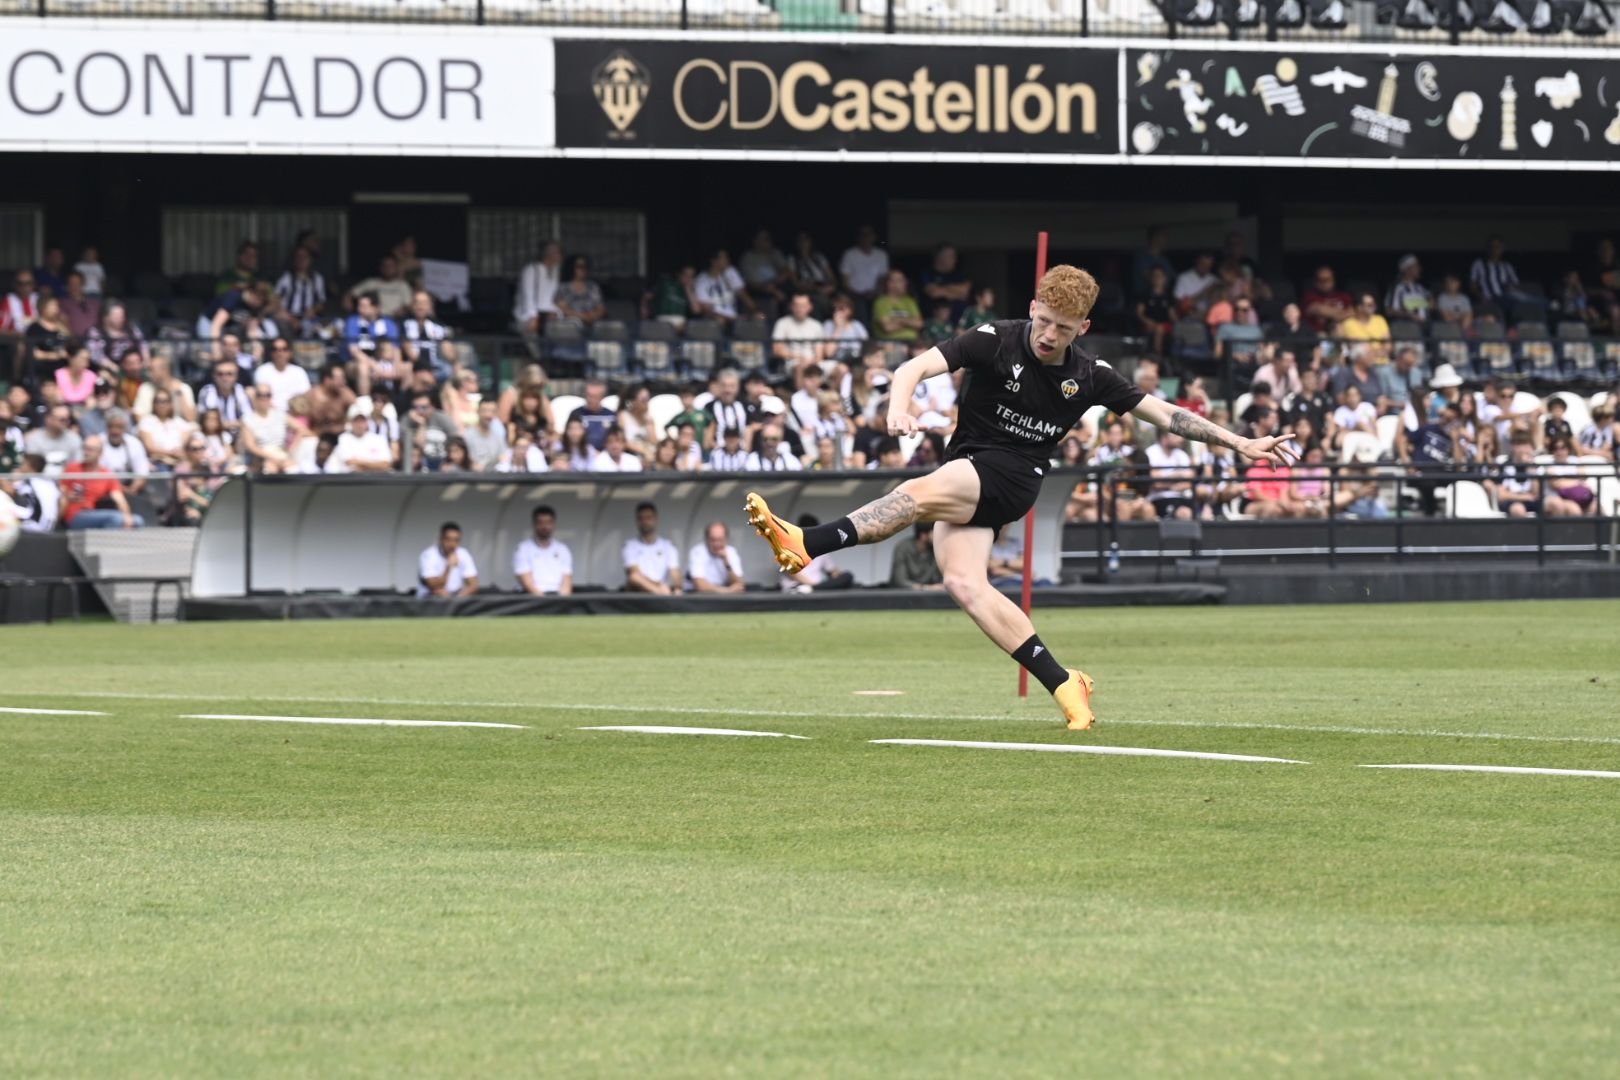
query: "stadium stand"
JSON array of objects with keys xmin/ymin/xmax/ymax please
[{"xmin": 3, "ymin": 221, "xmax": 1617, "ymax": 547}]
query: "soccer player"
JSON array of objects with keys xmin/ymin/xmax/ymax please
[{"xmin": 743, "ymin": 265, "xmax": 1296, "ymax": 730}]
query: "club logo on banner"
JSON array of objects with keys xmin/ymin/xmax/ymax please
[
  {"xmin": 1125, "ymin": 48, "xmax": 1620, "ymax": 162},
  {"xmin": 556, "ymin": 40, "xmax": 1117, "ymax": 154},
  {"xmin": 592, "ymin": 50, "xmax": 650, "ymax": 138}
]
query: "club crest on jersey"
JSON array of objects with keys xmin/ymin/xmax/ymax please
[{"xmin": 1061, "ymin": 378, "xmax": 1080, "ymax": 399}]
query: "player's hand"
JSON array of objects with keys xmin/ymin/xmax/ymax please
[
  {"xmin": 887, "ymin": 412, "xmax": 919, "ymax": 437},
  {"xmin": 1237, "ymin": 434, "xmax": 1300, "ymax": 466}
]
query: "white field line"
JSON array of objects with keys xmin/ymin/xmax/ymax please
[
  {"xmin": 0, "ymin": 706, "xmax": 109, "ymax": 716},
  {"xmin": 10, "ymin": 689, "xmax": 1620, "ymax": 747},
  {"xmin": 580, "ymin": 725, "xmax": 809, "ymax": 739},
  {"xmin": 873, "ymin": 739, "xmax": 1307, "ymax": 764},
  {"xmin": 1362, "ymin": 764, "xmax": 1620, "ymax": 779},
  {"xmin": 181, "ymin": 714, "xmax": 527, "ymax": 730}
]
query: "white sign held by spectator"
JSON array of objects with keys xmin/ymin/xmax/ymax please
[{"xmin": 0, "ymin": 22, "xmax": 554, "ymax": 155}]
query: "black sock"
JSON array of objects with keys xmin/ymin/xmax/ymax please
[
  {"xmin": 802, "ymin": 516, "xmax": 860, "ymax": 559},
  {"xmin": 1012, "ymin": 634, "xmax": 1070, "ymax": 695}
]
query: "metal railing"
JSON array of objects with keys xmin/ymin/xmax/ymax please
[
  {"xmin": 1064, "ymin": 459, "xmax": 1620, "ymax": 574},
  {"xmin": 4, "ymin": 0, "xmax": 1616, "ymax": 46}
]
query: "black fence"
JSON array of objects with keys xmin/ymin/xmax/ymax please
[{"xmin": 3, "ymin": 0, "xmax": 1616, "ymax": 45}]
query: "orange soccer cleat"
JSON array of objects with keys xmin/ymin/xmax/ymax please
[
  {"xmin": 744, "ymin": 491, "xmax": 811, "ymax": 574},
  {"xmin": 1054, "ymin": 669, "xmax": 1097, "ymax": 731}
]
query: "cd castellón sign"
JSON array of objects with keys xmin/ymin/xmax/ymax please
[
  {"xmin": 557, "ymin": 40, "xmax": 1116, "ymax": 152},
  {"xmin": 0, "ymin": 22, "xmax": 552, "ymax": 154}
]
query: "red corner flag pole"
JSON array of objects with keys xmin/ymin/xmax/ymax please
[{"xmin": 1018, "ymin": 231, "xmax": 1050, "ymax": 699}]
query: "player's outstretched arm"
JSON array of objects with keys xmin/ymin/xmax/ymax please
[
  {"xmin": 885, "ymin": 349, "xmax": 950, "ymax": 436},
  {"xmin": 1130, "ymin": 395, "xmax": 1298, "ymax": 466}
]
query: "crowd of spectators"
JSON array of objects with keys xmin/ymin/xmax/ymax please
[{"xmin": 2, "ymin": 224, "xmax": 1618, "ymax": 537}]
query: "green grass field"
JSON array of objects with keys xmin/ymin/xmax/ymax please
[{"xmin": 4, "ymin": 601, "xmax": 1619, "ymax": 1077}]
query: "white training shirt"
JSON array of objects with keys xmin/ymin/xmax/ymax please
[
  {"xmin": 687, "ymin": 543, "xmax": 743, "ymax": 591},
  {"xmin": 623, "ymin": 535, "xmax": 680, "ymax": 586},
  {"xmin": 254, "ymin": 362, "xmax": 313, "ymax": 412},
  {"xmin": 513, "ymin": 537, "xmax": 573, "ymax": 593},
  {"xmin": 590, "ymin": 451, "xmax": 644, "ymax": 473},
  {"xmin": 417, "ymin": 545, "xmax": 478, "ymax": 598}
]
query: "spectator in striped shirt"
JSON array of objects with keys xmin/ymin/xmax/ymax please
[
  {"xmin": 707, "ymin": 427, "xmax": 749, "ymax": 471},
  {"xmin": 1469, "ymin": 236, "xmax": 1546, "ymax": 323},
  {"xmin": 1385, "ymin": 255, "xmax": 1433, "ymax": 323},
  {"xmin": 402, "ymin": 290, "xmax": 457, "ymax": 381},
  {"xmin": 274, "ymin": 246, "xmax": 327, "ymax": 330},
  {"xmin": 196, "ymin": 360, "xmax": 251, "ymax": 436},
  {"xmin": 702, "ymin": 370, "xmax": 748, "ymax": 451}
]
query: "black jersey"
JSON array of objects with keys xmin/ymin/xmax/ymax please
[{"xmin": 937, "ymin": 320, "xmax": 1145, "ymax": 465}]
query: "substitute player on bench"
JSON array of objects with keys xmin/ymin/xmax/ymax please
[{"xmin": 744, "ymin": 265, "xmax": 1296, "ymax": 730}]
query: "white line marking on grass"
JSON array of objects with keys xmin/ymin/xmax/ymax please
[
  {"xmin": 25, "ymin": 690, "xmax": 1620, "ymax": 748},
  {"xmin": 580, "ymin": 725, "xmax": 809, "ymax": 739},
  {"xmin": 872, "ymin": 739, "xmax": 1307, "ymax": 764},
  {"xmin": 1362, "ymin": 764, "xmax": 1620, "ymax": 779},
  {"xmin": 0, "ymin": 706, "xmax": 109, "ymax": 716},
  {"xmin": 181, "ymin": 714, "xmax": 527, "ymax": 730},
  {"xmin": 853, "ymin": 690, "xmax": 906, "ymax": 696}
]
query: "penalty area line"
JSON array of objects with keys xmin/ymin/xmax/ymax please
[
  {"xmin": 180, "ymin": 714, "xmax": 527, "ymax": 730},
  {"xmin": 18, "ymin": 690, "xmax": 1620, "ymax": 747},
  {"xmin": 579, "ymin": 725, "xmax": 810, "ymax": 739},
  {"xmin": 872, "ymin": 739, "xmax": 1307, "ymax": 764},
  {"xmin": 1362, "ymin": 764, "xmax": 1620, "ymax": 779}
]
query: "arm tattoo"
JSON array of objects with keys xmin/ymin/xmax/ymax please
[
  {"xmin": 849, "ymin": 490, "xmax": 919, "ymax": 543},
  {"xmin": 1168, "ymin": 408, "xmax": 1243, "ymax": 451}
]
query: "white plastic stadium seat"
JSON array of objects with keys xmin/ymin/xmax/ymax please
[
  {"xmin": 1443, "ymin": 480, "xmax": 1503, "ymax": 518},
  {"xmin": 601, "ymin": 394, "xmax": 620, "ymax": 413},
  {"xmin": 1375, "ymin": 414, "xmax": 1401, "ymax": 457},
  {"xmin": 648, "ymin": 393, "xmax": 684, "ymax": 436},
  {"xmin": 1232, "ymin": 393, "xmax": 1253, "ymax": 421},
  {"xmin": 1590, "ymin": 391, "xmax": 1610, "ymax": 413},
  {"xmin": 550, "ymin": 394, "xmax": 585, "ymax": 423},
  {"xmin": 1512, "ymin": 390, "xmax": 1545, "ymax": 416},
  {"xmin": 898, "ymin": 432, "xmax": 924, "ymax": 462},
  {"xmin": 1339, "ymin": 432, "xmax": 1381, "ymax": 464}
]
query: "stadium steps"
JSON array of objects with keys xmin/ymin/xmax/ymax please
[{"xmin": 66, "ymin": 528, "xmax": 198, "ymax": 624}]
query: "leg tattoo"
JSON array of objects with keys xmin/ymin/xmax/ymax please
[{"xmin": 848, "ymin": 491, "xmax": 919, "ymax": 543}]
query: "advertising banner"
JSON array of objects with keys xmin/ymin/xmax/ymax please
[
  {"xmin": 0, "ymin": 22, "xmax": 554, "ymax": 155},
  {"xmin": 553, "ymin": 39, "xmax": 1119, "ymax": 155},
  {"xmin": 1125, "ymin": 47, "xmax": 1620, "ymax": 163}
]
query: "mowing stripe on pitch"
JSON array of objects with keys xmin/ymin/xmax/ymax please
[
  {"xmin": 0, "ymin": 706, "xmax": 110, "ymax": 716},
  {"xmin": 1362, "ymin": 764, "xmax": 1620, "ymax": 779},
  {"xmin": 580, "ymin": 725, "xmax": 810, "ymax": 739},
  {"xmin": 181, "ymin": 713, "xmax": 527, "ymax": 730},
  {"xmin": 872, "ymin": 739, "xmax": 1307, "ymax": 764},
  {"xmin": 24, "ymin": 689, "xmax": 1620, "ymax": 748}
]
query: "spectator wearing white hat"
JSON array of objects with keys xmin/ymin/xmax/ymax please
[{"xmin": 327, "ymin": 407, "xmax": 394, "ymax": 473}]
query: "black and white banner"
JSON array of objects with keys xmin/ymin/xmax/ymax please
[
  {"xmin": 553, "ymin": 39, "xmax": 1119, "ymax": 155},
  {"xmin": 1125, "ymin": 48, "xmax": 1620, "ymax": 163}
]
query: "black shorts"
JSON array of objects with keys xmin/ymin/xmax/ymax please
[{"xmin": 952, "ymin": 448, "xmax": 1045, "ymax": 531}]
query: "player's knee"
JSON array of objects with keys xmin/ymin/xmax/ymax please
[{"xmin": 942, "ymin": 570, "xmax": 984, "ymax": 609}]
